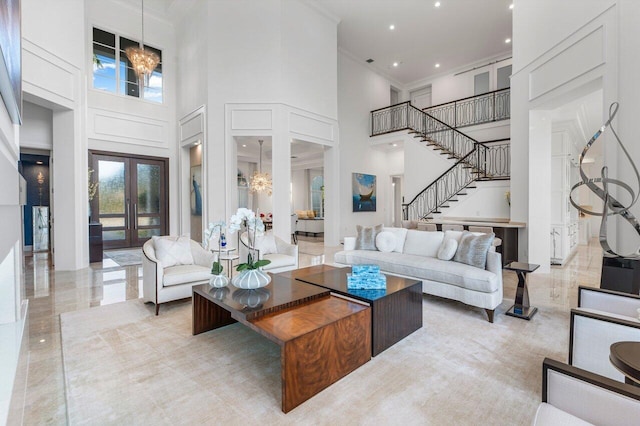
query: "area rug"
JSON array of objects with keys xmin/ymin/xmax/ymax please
[
  {"xmin": 104, "ymin": 249, "xmax": 143, "ymax": 267},
  {"xmin": 60, "ymin": 296, "xmax": 569, "ymax": 425}
]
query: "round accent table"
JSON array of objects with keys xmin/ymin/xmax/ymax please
[{"xmin": 610, "ymin": 341, "xmax": 640, "ymax": 386}]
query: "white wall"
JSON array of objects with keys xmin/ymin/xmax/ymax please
[
  {"xmin": 441, "ymin": 180, "xmax": 511, "ymax": 219},
  {"xmin": 176, "ymin": 1, "xmax": 338, "ymax": 243},
  {"xmin": 337, "ymin": 51, "xmax": 393, "ymax": 236},
  {"xmin": 511, "ymin": 0, "xmax": 623, "ymax": 268},
  {"xmin": 20, "ymin": 102, "xmax": 52, "ymax": 150},
  {"xmin": 405, "ymin": 54, "xmax": 512, "ymax": 106}
]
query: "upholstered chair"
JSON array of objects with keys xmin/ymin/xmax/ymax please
[
  {"xmin": 239, "ymin": 231, "xmax": 298, "ymax": 274},
  {"xmin": 142, "ymin": 236, "xmax": 216, "ymax": 315},
  {"xmin": 533, "ymin": 358, "xmax": 640, "ymax": 425},
  {"xmin": 569, "ymin": 286, "xmax": 640, "ymax": 381}
]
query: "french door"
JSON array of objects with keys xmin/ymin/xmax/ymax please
[{"xmin": 90, "ymin": 151, "xmax": 168, "ymax": 249}]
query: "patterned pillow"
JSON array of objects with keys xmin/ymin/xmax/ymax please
[
  {"xmin": 355, "ymin": 224, "xmax": 383, "ymax": 251},
  {"xmin": 453, "ymin": 231, "xmax": 495, "ymax": 268},
  {"xmin": 152, "ymin": 236, "xmax": 194, "ymax": 267}
]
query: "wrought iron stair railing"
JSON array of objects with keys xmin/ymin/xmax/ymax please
[
  {"xmin": 423, "ymin": 88, "xmax": 510, "ymax": 129},
  {"xmin": 371, "ymin": 102, "xmax": 479, "ymax": 162},
  {"xmin": 402, "ymin": 140, "xmax": 510, "ymax": 221},
  {"xmin": 370, "ymin": 100, "xmax": 510, "ymax": 221}
]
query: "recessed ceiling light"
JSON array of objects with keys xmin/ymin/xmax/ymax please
[
  {"xmin": 39, "ymin": 339, "xmax": 45, "ymax": 343},
  {"xmin": 509, "ymin": 3, "xmax": 514, "ymax": 10},
  {"xmin": 505, "ymin": 38, "xmax": 511, "ymax": 43},
  {"xmin": 434, "ymin": 1, "xmax": 441, "ymax": 7},
  {"xmin": 392, "ymin": 62, "xmax": 399, "ymax": 67},
  {"xmin": 36, "ymin": 161, "xmax": 43, "ymax": 164},
  {"xmin": 392, "ymin": 143, "xmax": 398, "ymax": 147},
  {"xmin": 435, "ymin": 63, "xmax": 440, "ymax": 68},
  {"xmin": 242, "ymin": 144, "xmax": 247, "ymax": 147},
  {"xmin": 389, "ymin": 24, "xmax": 395, "ymax": 30}
]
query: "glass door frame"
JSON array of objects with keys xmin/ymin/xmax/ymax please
[{"xmin": 89, "ymin": 150, "xmax": 169, "ymax": 249}]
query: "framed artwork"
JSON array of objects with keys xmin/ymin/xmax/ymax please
[
  {"xmin": 0, "ymin": 0, "xmax": 22, "ymax": 124},
  {"xmin": 190, "ymin": 165, "xmax": 202, "ymax": 216},
  {"xmin": 352, "ymin": 173, "xmax": 376, "ymax": 212}
]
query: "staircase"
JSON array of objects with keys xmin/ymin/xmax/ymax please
[{"xmin": 370, "ymin": 93, "xmax": 510, "ymax": 221}]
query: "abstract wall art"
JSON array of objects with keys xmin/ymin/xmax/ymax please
[{"xmin": 352, "ymin": 173, "xmax": 376, "ymax": 212}]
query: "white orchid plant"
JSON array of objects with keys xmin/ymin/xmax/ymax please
[
  {"xmin": 203, "ymin": 220, "xmax": 225, "ymax": 275},
  {"xmin": 227, "ymin": 208, "xmax": 270, "ymax": 271}
]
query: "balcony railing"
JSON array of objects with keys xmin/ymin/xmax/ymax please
[{"xmin": 423, "ymin": 88, "xmax": 510, "ymax": 129}]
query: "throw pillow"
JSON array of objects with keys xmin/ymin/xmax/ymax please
[
  {"xmin": 250, "ymin": 231, "xmax": 278, "ymax": 255},
  {"xmin": 453, "ymin": 231, "xmax": 495, "ymax": 268},
  {"xmin": 437, "ymin": 238, "xmax": 458, "ymax": 261},
  {"xmin": 152, "ymin": 236, "xmax": 194, "ymax": 267},
  {"xmin": 355, "ymin": 224, "xmax": 383, "ymax": 251},
  {"xmin": 375, "ymin": 231, "xmax": 396, "ymax": 253},
  {"xmin": 382, "ymin": 227, "xmax": 409, "ymax": 253}
]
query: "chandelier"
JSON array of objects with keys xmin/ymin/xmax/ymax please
[
  {"xmin": 250, "ymin": 139, "xmax": 272, "ymax": 196},
  {"xmin": 125, "ymin": 0, "xmax": 159, "ymax": 87}
]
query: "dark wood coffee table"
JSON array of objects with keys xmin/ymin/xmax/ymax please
[
  {"xmin": 287, "ymin": 265, "xmax": 423, "ymax": 356},
  {"xmin": 610, "ymin": 341, "xmax": 640, "ymax": 386},
  {"xmin": 192, "ymin": 274, "xmax": 371, "ymax": 413}
]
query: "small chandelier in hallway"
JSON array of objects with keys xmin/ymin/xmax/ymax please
[
  {"xmin": 250, "ymin": 139, "xmax": 272, "ymax": 196},
  {"xmin": 125, "ymin": 0, "xmax": 159, "ymax": 87}
]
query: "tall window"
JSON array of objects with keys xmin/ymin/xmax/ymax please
[
  {"xmin": 92, "ymin": 27, "xmax": 163, "ymax": 103},
  {"xmin": 311, "ymin": 176, "xmax": 324, "ymax": 218}
]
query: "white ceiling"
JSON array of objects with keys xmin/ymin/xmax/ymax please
[{"xmin": 316, "ymin": 0, "xmax": 513, "ymax": 85}]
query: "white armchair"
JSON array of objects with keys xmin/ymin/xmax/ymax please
[
  {"xmin": 533, "ymin": 358, "xmax": 640, "ymax": 425},
  {"xmin": 239, "ymin": 231, "xmax": 298, "ymax": 274},
  {"xmin": 569, "ymin": 286, "xmax": 640, "ymax": 381},
  {"xmin": 142, "ymin": 236, "xmax": 216, "ymax": 315}
]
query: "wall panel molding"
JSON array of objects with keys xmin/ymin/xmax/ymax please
[
  {"xmin": 21, "ymin": 39, "xmax": 77, "ymax": 109},
  {"xmin": 231, "ymin": 109, "xmax": 273, "ymax": 131},
  {"xmin": 529, "ymin": 27, "xmax": 605, "ymax": 101},
  {"xmin": 88, "ymin": 107, "xmax": 168, "ymax": 147}
]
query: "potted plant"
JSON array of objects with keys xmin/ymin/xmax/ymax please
[
  {"xmin": 227, "ymin": 208, "xmax": 272, "ymax": 289},
  {"xmin": 203, "ymin": 221, "xmax": 229, "ymax": 288}
]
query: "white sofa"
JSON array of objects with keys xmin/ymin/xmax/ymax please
[
  {"xmin": 142, "ymin": 237, "xmax": 216, "ymax": 315},
  {"xmin": 334, "ymin": 228, "xmax": 503, "ymax": 322}
]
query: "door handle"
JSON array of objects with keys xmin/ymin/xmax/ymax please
[
  {"xmin": 126, "ymin": 202, "xmax": 130, "ymax": 229},
  {"xmin": 134, "ymin": 204, "xmax": 138, "ymax": 230}
]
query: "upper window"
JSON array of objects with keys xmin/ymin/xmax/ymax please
[{"xmin": 92, "ymin": 27, "xmax": 163, "ymax": 103}]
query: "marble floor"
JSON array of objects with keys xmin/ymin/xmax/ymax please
[{"xmin": 20, "ymin": 238, "xmax": 602, "ymax": 424}]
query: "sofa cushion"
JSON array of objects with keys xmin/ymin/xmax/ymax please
[
  {"xmin": 437, "ymin": 238, "xmax": 458, "ymax": 261},
  {"xmin": 532, "ymin": 403, "xmax": 593, "ymax": 426},
  {"xmin": 152, "ymin": 236, "xmax": 194, "ymax": 268},
  {"xmin": 376, "ymin": 231, "xmax": 396, "ymax": 253},
  {"xmin": 403, "ymin": 230, "xmax": 444, "ymax": 258},
  {"xmin": 334, "ymin": 250, "xmax": 498, "ymax": 293},
  {"xmin": 454, "ymin": 231, "xmax": 495, "ymax": 268},
  {"xmin": 251, "ymin": 231, "xmax": 278, "ymax": 255},
  {"xmin": 163, "ymin": 264, "xmax": 210, "ymax": 287},
  {"xmin": 263, "ymin": 253, "xmax": 296, "ymax": 269},
  {"xmin": 355, "ymin": 224, "xmax": 383, "ymax": 250},
  {"xmin": 382, "ymin": 227, "xmax": 408, "ymax": 253}
]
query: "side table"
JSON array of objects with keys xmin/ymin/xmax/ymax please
[
  {"xmin": 610, "ymin": 341, "xmax": 640, "ymax": 386},
  {"xmin": 505, "ymin": 261, "xmax": 540, "ymax": 320},
  {"xmin": 211, "ymin": 247, "xmax": 239, "ymax": 277}
]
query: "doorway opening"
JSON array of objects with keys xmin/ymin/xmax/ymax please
[{"xmin": 89, "ymin": 151, "xmax": 169, "ymax": 249}]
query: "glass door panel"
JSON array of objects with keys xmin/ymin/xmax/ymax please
[
  {"xmin": 91, "ymin": 152, "xmax": 167, "ymax": 249},
  {"xmin": 133, "ymin": 161, "xmax": 165, "ymax": 245},
  {"xmin": 97, "ymin": 158, "xmax": 130, "ymax": 248}
]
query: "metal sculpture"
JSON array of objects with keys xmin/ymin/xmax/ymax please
[{"xmin": 569, "ymin": 102, "xmax": 640, "ymax": 258}]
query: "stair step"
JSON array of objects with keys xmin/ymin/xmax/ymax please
[
  {"xmin": 467, "ymin": 186, "xmax": 477, "ymax": 189},
  {"xmin": 457, "ymin": 192, "xmax": 467, "ymax": 196},
  {"xmin": 448, "ymin": 199, "xmax": 459, "ymax": 202},
  {"xmin": 440, "ymin": 205, "xmax": 450, "ymax": 208}
]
